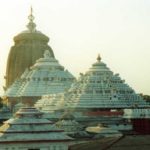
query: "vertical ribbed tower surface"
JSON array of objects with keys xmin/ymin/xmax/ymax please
[{"xmin": 5, "ymin": 8, "xmax": 54, "ymax": 89}]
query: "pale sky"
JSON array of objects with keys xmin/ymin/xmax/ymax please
[{"xmin": 0, "ymin": 0, "xmax": 150, "ymax": 95}]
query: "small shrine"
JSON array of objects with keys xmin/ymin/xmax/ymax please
[{"xmin": 0, "ymin": 107, "xmax": 73, "ymax": 149}]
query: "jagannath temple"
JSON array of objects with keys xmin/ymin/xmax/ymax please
[{"xmin": 1, "ymin": 8, "xmax": 150, "ymax": 150}]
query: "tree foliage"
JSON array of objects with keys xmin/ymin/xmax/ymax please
[
  {"xmin": 140, "ymin": 94, "xmax": 150, "ymax": 102},
  {"xmin": 0, "ymin": 97, "xmax": 3, "ymax": 108}
]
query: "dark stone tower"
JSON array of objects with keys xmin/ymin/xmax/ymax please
[{"xmin": 5, "ymin": 8, "xmax": 55, "ymax": 89}]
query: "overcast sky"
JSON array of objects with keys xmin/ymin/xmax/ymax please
[{"xmin": 0, "ymin": 0, "xmax": 150, "ymax": 95}]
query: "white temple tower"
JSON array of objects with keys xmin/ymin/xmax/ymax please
[
  {"xmin": 4, "ymin": 50, "xmax": 75, "ymax": 109},
  {"xmin": 64, "ymin": 54, "xmax": 146, "ymax": 111},
  {"xmin": 37, "ymin": 54, "xmax": 147, "ymax": 129}
]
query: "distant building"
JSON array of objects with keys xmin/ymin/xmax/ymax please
[{"xmin": 124, "ymin": 108, "xmax": 150, "ymax": 134}]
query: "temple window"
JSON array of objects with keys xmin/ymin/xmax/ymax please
[
  {"xmin": 43, "ymin": 77, "xmax": 49, "ymax": 81},
  {"xmin": 96, "ymin": 90, "xmax": 102, "ymax": 93},
  {"xmin": 61, "ymin": 78, "xmax": 66, "ymax": 81},
  {"xmin": 105, "ymin": 90, "xmax": 110, "ymax": 93}
]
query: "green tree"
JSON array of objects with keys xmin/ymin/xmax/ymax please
[
  {"xmin": 140, "ymin": 94, "xmax": 150, "ymax": 102},
  {"xmin": 0, "ymin": 97, "xmax": 3, "ymax": 108}
]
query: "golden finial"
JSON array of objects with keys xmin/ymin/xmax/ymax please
[
  {"xmin": 28, "ymin": 6, "xmax": 34, "ymax": 22},
  {"xmin": 27, "ymin": 6, "xmax": 36, "ymax": 32},
  {"xmin": 97, "ymin": 54, "xmax": 101, "ymax": 62}
]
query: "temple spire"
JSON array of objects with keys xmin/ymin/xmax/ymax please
[
  {"xmin": 26, "ymin": 6, "xmax": 36, "ymax": 32},
  {"xmin": 97, "ymin": 54, "xmax": 101, "ymax": 62}
]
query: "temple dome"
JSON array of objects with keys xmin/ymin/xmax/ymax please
[
  {"xmin": 13, "ymin": 30, "xmax": 49, "ymax": 43},
  {"xmin": 62, "ymin": 54, "xmax": 147, "ymax": 110},
  {"xmin": 33, "ymin": 54, "xmax": 148, "ymax": 116},
  {"xmin": 86, "ymin": 124, "xmax": 122, "ymax": 137},
  {"xmin": 88, "ymin": 54, "xmax": 111, "ymax": 73},
  {"xmin": 4, "ymin": 50, "xmax": 75, "ymax": 107},
  {"xmin": 14, "ymin": 7, "xmax": 50, "ymax": 43},
  {"xmin": 31, "ymin": 50, "xmax": 64, "ymax": 70},
  {"xmin": 5, "ymin": 8, "xmax": 54, "ymax": 88}
]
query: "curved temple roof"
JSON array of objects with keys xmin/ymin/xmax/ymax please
[
  {"xmin": 34, "ymin": 54, "xmax": 148, "ymax": 115},
  {"xmin": 5, "ymin": 8, "xmax": 54, "ymax": 88},
  {"xmin": 4, "ymin": 50, "xmax": 75, "ymax": 97},
  {"xmin": 62, "ymin": 54, "xmax": 147, "ymax": 109},
  {"xmin": 0, "ymin": 107, "xmax": 73, "ymax": 143},
  {"xmin": 35, "ymin": 54, "xmax": 148, "ymax": 113}
]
